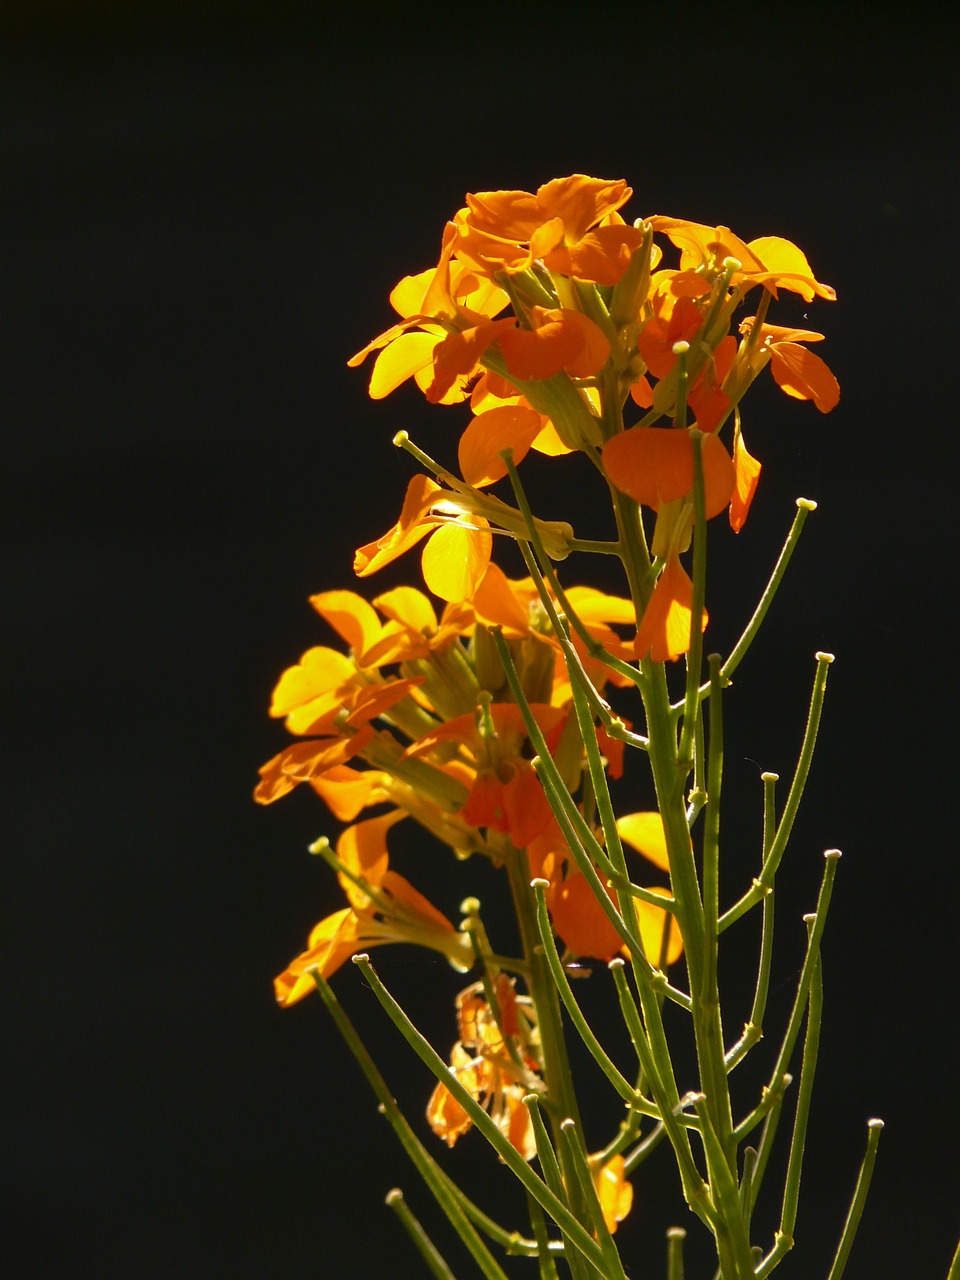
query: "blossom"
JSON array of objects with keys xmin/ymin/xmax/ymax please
[
  {"xmin": 633, "ymin": 554, "xmax": 704, "ymax": 664},
  {"xmin": 453, "ymin": 175, "xmax": 638, "ymax": 284},
  {"xmin": 274, "ymin": 813, "xmax": 471, "ymax": 1005},
  {"xmin": 427, "ymin": 976, "xmax": 539, "ymax": 1160},
  {"xmin": 404, "ymin": 701, "xmax": 566, "ymax": 847},
  {"xmin": 649, "ymin": 217, "xmax": 836, "ymax": 302},
  {"xmin": 347, "ymin": 222, "xmax": 510, "ymax": 404},
  {"xmin": 529, "ymin": 818, "xmax": 682, "ymax": 965},
  {"xmin": 354, "ymin": 473, "xmax": 493, "ymax": 603},
  {"xmin": 740, "ymin": 319, "xmax": 840, "ymax": 413}
]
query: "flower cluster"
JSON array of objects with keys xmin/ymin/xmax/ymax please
[
  {"xmin": 349, "ymin": 174, "xmax": 838, "ymax": 657},
  {"xmin": 258, "ymin": 578, "xmax": 676, "ymax": 989}
]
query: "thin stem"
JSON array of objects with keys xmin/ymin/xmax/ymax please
[
  {"xmin": 825, "ymin": 1119, "xmax": 884, "ymax": 1280},
  {"xmin": 747, "ymin": 773, "xmax": 780, "ymax": 1032},
  {"xmin": 667, "ymin": 1226, "xmax": 687, "ymax": 1280},
  {"xmin": 607, "ymin": 959, "xmax": 708, "ymax": 1215},
  {"xmin": 691, "ymin": 1094, "xmax": 756, "ymax": 1277},
  {"xmin": 386, "ymin": 1189, "xmax": 459, "ymax": 1280},
  {"xmin": 559, "ymin": 1120, "xmax": 629, "ymax": 1280},
  {"xmin": 750, "ymin": 851, "xmax": 841, "ymax": 1204},
  {"xmin": 531, "ymin": 879, "xmax": 637, "ymax": 1103},
  {"xmin": 779, "ymin": 938, "xmax": 823, "ymax": 1241},
  {"xmin": 677, "ymin": 431, "xmax": 708, "ymax": 768},
  {"xmin": 524, "ymin": 1191, "xmax": 562, "ymax": 1280},
  {"xmin": 694, "ymin": 655, "xmax": 734, "ymax": 1162},
  {"xmin": 353, "ymin": 955, "xmax": 610, "ymax": 1276},
  {"xmin": 677, "ymin": 499, "xmax": 817, "ymax": 711},
  {"xmin": 525, "ymin": 1096, "xmax": 592, "ymax": 1280},
  {"xmin": 311, "ymin": 972, "xmax": 511, "ymax": 1280},
  {"xmin": 720, "ymin": 654, "xmax": 834, "ymax": 931}
]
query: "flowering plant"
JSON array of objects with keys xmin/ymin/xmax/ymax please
[{"xmin": 256, "ymin": 175, "xmax": 925, "ymax": 1277}]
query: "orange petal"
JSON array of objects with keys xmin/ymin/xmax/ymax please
[
  {"xmin": 269, "ymin": 647, "xmax": 356, "ymax": 720},
  {"xmin": 549, "ymin": 868, "xmax": 624, "ymax": 960},
  {"xmin": 308, "ymin": 765, "xmax": 391, "ymax": 822},
  {"xmin": 274, "ymin": 907, "xmax": 359, "ymax": 1004},
  {"xmin": 634, "ymin": 556, "xmax": 706, "ymax": 663},
  {"xmin": 769, "ymin": 344, "xmax": 840, "ymax": 412},
  {"xmin": 354, "ymin": 474, "xmax": 443, "ymax": 577},
  {"xmin": 535, "ymin": 175, "xmax": 632, "ymax": 241},
  {"xmin": 458, "ymin": 405, "xmax": 543, "ymax": 487},
  {"xmin": 594, "ymin": 1155, "xmax": 633, "ymax": 1234},
  {"xmin": 498, "ymin": 312, "xmax": 580, "ymax": 381},
  {"xmin": 309, "ymin": 590, "xmax": 383, "ymax": 657},
  {"xmin": 369, "ymin": 330, "xmax": 441, "ymax": 399},
  {"xmin": 427, "ymin": 319, "xmax": 516, "ymax": 403},
  {"xmin": 730, "ymin": 431, "xmax": 762, "ymax": 533},
  {"xmin": 336, "ymin": 811, "xmax": 403, "ymax": 904},
  {"xmin": 746, "ymin": 236, "xmax": 836, "ymax": 302},
  {"xmin": 603, "ymin": 427, "xmax": 693, "ymax": 509}
]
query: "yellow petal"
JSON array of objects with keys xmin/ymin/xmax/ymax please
[
  {"xmin": 616, "ymin": 812, "xmax": 670, "ymax": 871},
  {"xmin": 421, "ymin": 521, "xmax": 492, "ymax": 603},
  {"xmin": 369, "ymin": 331, "xmax": 440, "ymax": 399},
  {"xmin": 636, "ymin": 886, "xmax": 683, "ymax": 966}
]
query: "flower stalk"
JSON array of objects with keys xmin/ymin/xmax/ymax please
[{"xmin": 254, "ymin": 173, "xmax": 924, "ymax": 1277}]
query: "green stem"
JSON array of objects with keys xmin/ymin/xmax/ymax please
[
  {"xmin": 677, "ymin": 431, "xmax": 708, "ymax": 768},
  {"xmin": 311, "ymin": 972, "xmax": 511, "ymax": 1280},
  {"xmin": 681, "ymin": 499, "xmax": 817, "ymax": 710},
  {"xmin": 720, "ymin": 653, "xmax": 834, "ymax": 931},
  {"xmin": 779, "ymin": 922, "xmax": 824, "ymax": 1243},
  {"xmin": 524, "ymin": 1094, "xmax": 591, "ymax": 1280},
  {"xmin": 750, "ymin": 851, "xmax": 841, "ymax": 1206},
  {"xmin": 386, "ymin": 1189, "xmax": 459, "ymax": 1280},
  {"xmin": 353, "ymin": 955, "xmax": 610, "ymax": 1276},
  {"xmin": 667, "ymin": 1226, "xmax": 687, "ymax": 1280},
  {"xmin": 531, "ymin": 879, "xmax": 637, "ymax": 1104},
  {"xmin": 558, "ymin": 1120, "xmax": 628, "ymax": 1280},
  {"xmin": 825, "ymin": 1119, "xmax": 884, "ymax": 1280}
]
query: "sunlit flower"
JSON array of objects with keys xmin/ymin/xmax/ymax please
[
  {"xmin": 528, "ymin": 819, "xmax": 682, "ymax": 965},
  {"xmin": 453, "ymin": 175, "xmax": 638, "ymax": 284},
  {"xmin": 649, "ymin": 217, "xmax": 836, "ymax": 302},
  {"xmin": 739, "ymin": 319, "xmax": 840, "ymax": 413},
  {"xmin": 354, "ymin": 473, "xmax": 494, "ymax": 603},
  {"xmin": 274, "ymin": 813, "xmax": 471, "ymax": 1005},
  {"xmin": 347, "ymin": 223, "xmax": 510, "ymax": 404}
]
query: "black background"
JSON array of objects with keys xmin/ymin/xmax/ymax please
[{"xmin": 4, "ymin": 3, "xmax": 958, "ymax": 1277}]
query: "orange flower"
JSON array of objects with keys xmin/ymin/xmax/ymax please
[
  {"xmin": 602, "ymin": 425, "xmax": 736, "ymax": 520},
  {"xmin": 354, "ymin": 473, "xmax": 493, "ymax": 603},
  {"xmin": 454, "ymin": 175, "xmax": 636, "ymax": 284},
  {"xmin": 274, "ymin": 813, "xmax": 471, "ymax": 1005},
  {"xmin": 529, "ymin": 819, "xmax": 682, "ymax": 964},
  {"xmin": 740, "ymin": 319, "xmax": 840, "ymax": 413},
  {"xmin": 649, "ymin": 217, "xmax": 836, "ymax": 302},
  {"xmin": 497, "ymin": 307, "xmax": 610, "ymax": 382},
  {"xmin": 348, "ymin": 222, "xmax": 510, "ymax": 404},
  {"xmin": 404, "ymin": 701, "xmax": 566, "ymax": 847},
  {"xmin": 428, "ymin": 977, "xmax": 539, "ymax": 1160},
  {"xmin": 633, "ymin": 554, "xmax": 705, "ymax": 664}
]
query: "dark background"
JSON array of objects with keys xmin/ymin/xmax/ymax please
[{"xmin": 4, "ymin": 3, "xmax": 957, "ymax": 1277}]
